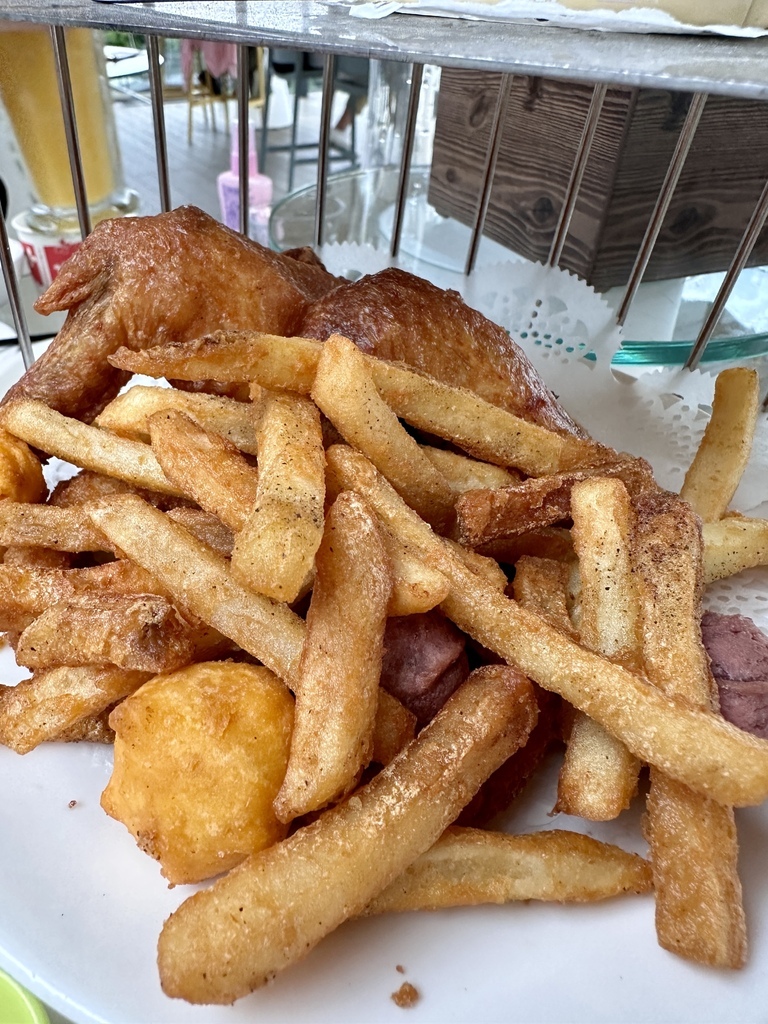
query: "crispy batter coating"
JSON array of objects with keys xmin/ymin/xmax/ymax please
[
  {"xmin": 299, "ymin": 267, "xmax": 584, "ymax": 436},
  {"xmin": 4, "ymin": 206, "xmax": 341, "ymax": 422}
]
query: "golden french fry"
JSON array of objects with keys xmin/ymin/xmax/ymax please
[
  {"xmin": 0, "ymin": 430, "xmax": 46, "ymax": 503},
  {"xmin": 680, "ymin": 368, "xmax": 759, "ymax": 522},
  {"xmin": 95, "ymin": 385, "xmax": 258, "ymax": 454},
  {"xmin": 0, "ymin": 666, "xmax": 150, "ymax": 754},
  {"xmin": 103, "ymin": 662, "xmax": 294, "ymax": 885},
  {"xmin": 0, "ymin": 503, "xmax": 113, "ymax": 553},
  {"xmin": 274, "ymin": 493, "xmax": 392, "ymax": 822},
  {"xmin": 149, "ymin": 410, "xmax": 258, "ymax": 532},
  {"xmin": 15, "ymin": 595, "xmax": 197, "ymax": 674},
  {"xmin": 556, "ymin": 478, "xmax": 640, "ymax": 822},
  {"xmin": 420, "ymin": 445, "xmax": 522, "ymax": 491},
  {"xmin": 0, "ymin": 400, "xmax": 181, "ymax": 496},
  {"xmin": 326, "ymin": 444, "xmax": 768, "ymax": 808},
  {"xmin": 364, "ymin": 827, "xmax": 652, "ymax": 914},
  {"xmin": 3, "ymin": 547, "xmax": 73, "ymax": 570},
  {"xmin": 49, "ymin": 469, "xmax": 186, "ymax": 511},
  {"xmin": 88, "ymin": 495, "xmax": 305, "ymax": 684},
  {"xmin": 456, "ymin": 457, "xmax": 655, "ymax": 547},
  {"xmin": 383, "ymin": 528, "xmax": 450, "ymax": 616},
  {"xmin": 702, "ymin": 515, "xmax": 768, "ymax": 583},
  {"xmin": 109, "ymin": 331, "xmax": 321, "ymax": 392},
  {"xmin": 633, "ymin": 490, "xmax": 746, "ymax": 969},
  {"xmin": 371, "ymin": 690, "xmax": 417, "ymax": 766},
  {"xmin": 311, "ymin": 335, "xmax": 455, "ymax": 532},
  {"xmin": 157, "ymin": 664, "xmax": 538, "ymax": 1004},
  {"xmin": 111, "ymin": 332, "xmax": 612, "ymax": 475},
  {"xmin": 0, "ymin": 559, "xmax": 167, "ymax": 633},
  {"xmin": 477, "ymin": 527, "xmax": 575, "ymax": 565},
  {"xmin": 165, "ymin": 507, "xmax": 234, "ymax": 558},
  {"xmin": 512, "ymin": 556, "xmax": 578, "ymax": 638},
  {"xmin": 230, "ymin": 391, "xmax": 324, "ymax": 602},
  {"xmin": 56, "ymin": 707, "xmax": 115, "ymax": 744}
]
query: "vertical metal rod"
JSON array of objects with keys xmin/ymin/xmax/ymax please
[
  {"xmin": 237, "ymin": 45, "xmax": 250, "ymax": 236},
  {"xmin": 0, "ymin": 210, "xmax": 34, "ymax": 369},
  {"xmin": 147, "ymin": 34, "xmax": 171, "ymax": 212},
  {"xmin": 50, "ymin": 26, "xmax": 91, "ymax": 238},
  {"xmin": 464, "ymin": 73, "xmax": 513, "ymax": 276},
  {"xmin": 685, "ymin": 175, "xmax": 768, "ymax": 370},
  {"xmin": 314, "ymin": 53, "xmax": 336, "ymax": 249},
  {"xmin": 548, "ymin": 82, "xmax": 607, "ymax": 268},
  {"xmin": 391, "ymin": 63, "xmax": 424, "ymax": 259},
  {"xmin": 617, "ymin": 92, "xmax": 707, "ymax": 326}
]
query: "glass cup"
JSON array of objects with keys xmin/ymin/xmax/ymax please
[{"xmin": 0, "ymin": 25, "xmax": 138, "ymax": 233}]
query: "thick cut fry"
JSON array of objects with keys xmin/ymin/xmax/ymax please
[
  {"xmin": 15, "ymin": 595, "xmax": 197, "ymax": 673},
  {"xmin": 88, "ymin": 496, "xmax": 305, "ymax": 684},
  {"xmin": 0, "ymin": 666, "xmax": 149, "ymax": 754},
  {"xmin": 111, "ymin": 332, "xmax": 612, "ymax": 475},
  {"xmin": 371, "ymin": 690, "xmax": 417, "ymax": 766},
  {"xmin": 56, "ymin": 707, "xmax": 115, "ymax": 744},
  {"xmin": 157, "ymin": 665, "xmax": 538, "ymax": 1004},
  {"xmin": 478, "ymin": 527, "xmax": 575, "ymax": 565},
  {"xmin": 0, "ymin": 430, "xmax": 45, "ymax": 503},
  {"xmin": 0, "ymin": 560, "xmax": 167, "ymax": 632},
  {"xmin": 231, "ymin": 392, "xmax": 324, "ymax": 602},
  {"xmin": 456, "ymin": 458, "xmax": 655, "ymax": 546},
  {"xmin": 702, "ymin": 516, "xmax": 768, "ymax": 583},
  {"xmin": 633, "ymin": 491, "xmax": 746, "ymax": 969},
  {"xmin": 0, "ymin": 400, "xmax": 181, "ymax": 496},
  {"xmin": 312, "ymin": 334, "xmax": 455, "ymax": 531},
  {"xmin": 166, "ymin": 508, "xmax": 234, "ymax": 558},
  {"xmin": 364, "ymin": 827, "xmax": 652, "ymax": 913},
  {"xmin": 512, "ymin": 556, "xmax": 578, "ymax": 638},
  {"xmin": 420, "ymin": 445, "xmax": 522, "ymax": 491},
  {"xmin": 95, "ymin": 385, "xmax": 258, "ymax": 454},
  {"xmin": 149, "ymin": 411, "xmax": 258, "ymax": 532},
  {"xmin": 49, "ymin": 470, "xmax": 188, "ymax": 511},
  {"xmin": 0, "ymin": 503, "xmax": 113, "ymax": 553},
  {"xmin": 383, "ymin": 529, "xmax": 450, "ymax": 616},
  {"xmin": 326, "ymin": 445, "xmax": 768, "ymax": 808},
  {"xmin": 556, "ymin": 478, "xmax": 641, "ymax": 821},
  {"xmin": 680, "ymin": 367, "xmax": 759, "ymax": 522},
  {"xmin": 274, "ymin": 493, "xmax": 392, "ymax": 822},
  {"xmin": 4, "ymin": 547, "xmax": 73, "ymax": 570}
]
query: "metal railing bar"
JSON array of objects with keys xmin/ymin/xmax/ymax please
[
  {"xmin": 391, "ymin": 63, "xmax": 424, "ymax": 259},
  {"xmin": 147, "ymin": 34, "xmax": 171, "ymax": 214},
  {"xmin": 314, "ymin": 53, "xmax": 336, "ymax": 249},
  {"xmin": 237, "ymin": 45, "xmax": 250, "ymax": 236},
  {"xmin": 464, "ymin": 73, "xmax": 513, "ymax": 276},
  {"xmin": 50, "ymin": 26, "xmax": 91, "ymax": 239},
  {"xmin": 0, "ymin": 210, "xmax": 34, "ymax": 369},
  {"xmin": 548, "ymin": 82, "xmax": 607, "ymax": 268},
  {"xmin": 685, "ymin": 174, "xmax": 768, "ymax": 370},
  {"xmin": 617, "ymin": 92, "xmax": 707, "ymax": 326}
]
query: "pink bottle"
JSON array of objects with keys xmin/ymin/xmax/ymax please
[{"xmin": 217, "ymin": 123, "xmax": 273, "ymax": 245}]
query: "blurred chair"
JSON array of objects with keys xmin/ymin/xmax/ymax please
[
  {"xmin": 182, "ymin": 40, "xmax": 237, "ymax": 143},
  {"xmin": 259, "ymin": 51, "xmax": 368, "ymax": 191}
]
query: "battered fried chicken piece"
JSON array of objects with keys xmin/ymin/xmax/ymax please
[
  {"xmin": 299, "ymin": 268, "xmax": 584, "ymax": 437},
  {"xmin": 4, "ymin": 206, "xmax": 341, "ymax": 422}
]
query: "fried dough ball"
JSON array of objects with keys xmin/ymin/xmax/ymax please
[{"xmin": 102, "ymin": 661, "xmax": 294, "ymax": 885}]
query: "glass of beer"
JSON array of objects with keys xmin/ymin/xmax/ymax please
[{"xmin": 0, "ymin": 25, "xmax": 138, "ymax": 232}]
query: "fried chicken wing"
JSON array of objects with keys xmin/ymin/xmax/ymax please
[
  {"xmin": 5, "ymin": 206, "xmax": 341, "ymax": 422},
  {"xmin": 298, "ymin": 267, "xmax": 584, "ymax": 437}
]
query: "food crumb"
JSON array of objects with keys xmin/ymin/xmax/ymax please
[
  {"xmin": 396, "ymin": 964, "xmax": 405, "ymax": 974},
  {"xmin": 391, "ymin": 982, "xmax": 419, "ymax": 1008},
  {"xmin": 68, "ymin": 800, "xmax": 77, "ymax": 809}
]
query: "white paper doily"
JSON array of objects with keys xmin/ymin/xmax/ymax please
[{"xmin": 320, "ymin": 243, "xmax": 768, "ymax": 626}]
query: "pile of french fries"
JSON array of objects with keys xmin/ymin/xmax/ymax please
[{"xmin": 0, "ymin": 322, "xmax": 767, "ymax": 1005}]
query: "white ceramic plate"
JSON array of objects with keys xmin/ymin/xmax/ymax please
[{"xmin": 0, "ymin": 346, "xmax": 767, "ymax": 1024}]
